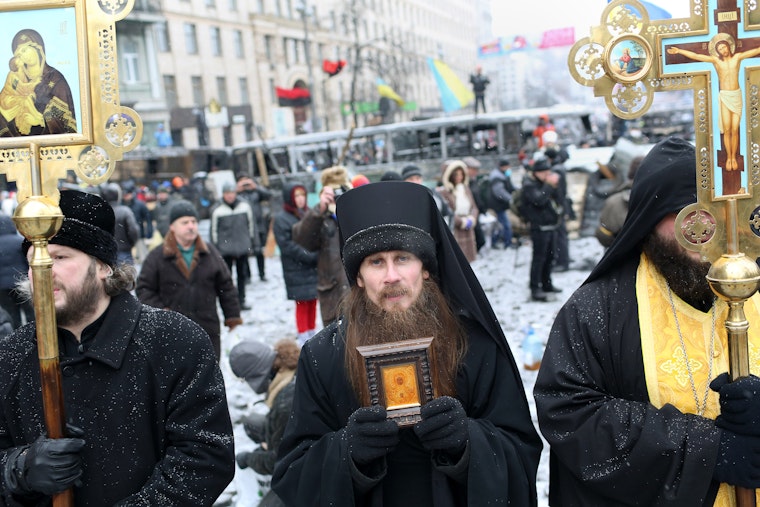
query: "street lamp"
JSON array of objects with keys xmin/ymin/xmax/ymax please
[{"xmin": 297, "ymin": 0, "xmax": 319, "ymax": 132}]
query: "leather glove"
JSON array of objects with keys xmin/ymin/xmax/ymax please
[
  {"xmin": 710, "ymin": 373, "xmax": 760, "ymax": 436},
  {"xmin": 5, "ymin": 435, "xmax": 85, "ymax": 496},
  {"xmin": 344, "ymin": 405, "xmax": 399, "ymax": 465},
  {"xmin": 235, "ymin": 451, "xmax": 251, "ymax": 469},
  {"xmin": 713, "ymin": 429, "xmax": 760, "ymax": 488},
  {"xmin": 413, "ymin": 396, "xmax": 468, "ymax": 457}
]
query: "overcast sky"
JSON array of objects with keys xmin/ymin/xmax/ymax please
[{"xmin": 491, "ymin": 0, "xmax": 691, "ymax": 38}]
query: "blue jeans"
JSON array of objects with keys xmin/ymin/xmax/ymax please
[{"xmin": 492, "ymin": 210, "xmax": 513, "ymax": 247}]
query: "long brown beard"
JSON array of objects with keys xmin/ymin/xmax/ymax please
[
  {"xmin": 343, "ymin": 278, "xmax": 467, "ymax": 406},
  {"xmin": 642, "ymin": 231, "xmax": 713, "ymax": 311}
]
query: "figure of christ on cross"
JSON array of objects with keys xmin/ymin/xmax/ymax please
[{"xmin": 668, "ymin": 36, "xmax": 760, "ymax": 175}]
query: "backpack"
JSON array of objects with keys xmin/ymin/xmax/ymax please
[
  {"xmin": 476, "ymin": 176, "xmax": 493, "ymax": 212},
  {"xmin": 509, "ymin": 187, "xmax": 527, "ymax": 223}
]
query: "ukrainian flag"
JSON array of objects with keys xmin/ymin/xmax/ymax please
[
  {"xmin": 427, "ymin": 58, "xmax": 474, "ymax": 113},
  {"xmin": 376, "ymin": 78, "xmax": 405, "ymax": 106}
]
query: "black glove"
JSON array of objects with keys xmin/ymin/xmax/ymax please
[
  {"xmin": 344, "ymin": 405, "xmax": 399, "ymax": 465},
  {"xmin": 235, "ymin": 451, "xmax": 251, "ymax": 469},
  {"xmin": 713, "ymin": 429, "xmax": 760, "ymax": 488},
  {"xmin": 413, "ymin": 396, "xmax": 468, "ymax": 457},
  {"xmin": 710, "ymin": 373, "xmax": 760, "ymax": 436},
  {"xmin": 5, "ymin": 435, "xmax": 85, "ymax": 496}
]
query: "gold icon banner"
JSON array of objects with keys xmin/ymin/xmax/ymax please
[{"xmin": 0, "ymin": 0, "xmax": 142, "ymax": 203}]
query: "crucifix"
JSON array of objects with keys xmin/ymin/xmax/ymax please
[
  {"xmin": 569, "ymin": 0, "xmax": 760, "ymax": 505},
  {"xmin": 663, "ymin": 0, "xmax": 760, "ymax": 195}
]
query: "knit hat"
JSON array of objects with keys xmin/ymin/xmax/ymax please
[
  {"xmin": 351, "ymin": 174, "xmax": 371, "ymax": 187},
  {"xmin": 380, "ymin": 170, "xmax": 403, "ymax": 181},
  {"xmin": 169, "ymin": 200, "xmax": 198, "ymax": 224},
  {"xmin": 462, "ymin": 156, "xmax": 481, "ymax": 169},
  {"xmin": 401, "ymin": 165, "xmax": 423, "ymax": 180},
  {"xmin": 530, "ymin": 158, "xmax": 551, "ymax": 172},
  {"xmin": 337, "ymin": 182, "xmax": 438, "ymax": 286},
  {"xmin": 22, "ymin": 190, "xmax": 118, "ymax": 267},
  {"xmin": 222, "ymin": 182, "xmax": 236, "ymax": 193},
  {"xmin": 229, "ymin": 340, "xmax": 277, "ymax": 394}
]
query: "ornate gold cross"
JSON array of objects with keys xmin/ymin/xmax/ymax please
[{"xmin": 569, "ymin": 2, "xmax": 760, "ymax": 504}]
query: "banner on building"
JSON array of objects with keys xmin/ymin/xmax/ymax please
[{"xmin": 276, "ymin": 87, "xmax": 311, "ymax": 107}]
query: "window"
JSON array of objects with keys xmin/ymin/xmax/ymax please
[
  {"xmin": 163, "ymin": 75, "xmax": 178, "ymax": 109},
  {"xmin": 228, "ymin": 0, "xmax": 237, "ymax": 10},
  {"xmin": 121, "ymin": 38, "xmax": 140, "ymax": 84},
  {"xmin": 264, "ymin": 35, "xmax": 274, "ymax": 61},
  {"xmin": 210, "ymin": 26, "xmax": 222, "ymax": 56},
  {"xmin": 233, "ymin": 30, "xmax": 244, "ymax": 59},
  {"xmin": 256, "ymin": 0, "xmax": 264, "ymax": 13},
  {"xmin": 155, "ymin": 22, "xmax": 170, "ymax": 52},
  {"xmin": 239, "ymin": 77, "xmax": 249, "ymax": 105},
  {"xmin": 184, "ymin": 23, "xmax": 198, "ymax": 54},
  {"xmin": 269, "ymin": 78, "xmax": 276, "ymax": 104},
  {"xmin": 191, "ymin": 76, "xmax": 205, "ymax": 106},
  {"xmin": 216, "ymin": 77, "xmax": 228, "ymax": 105},
  {"xmin": 205, "ymin": 0, "xmax": 215, "ymax": 7}
]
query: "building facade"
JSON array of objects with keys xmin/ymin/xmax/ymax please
[{"xmin": 116, "ymin": 0, "xmax": 482, "ymax": 168}]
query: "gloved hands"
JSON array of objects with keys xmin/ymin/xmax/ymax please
[
  {"xmin": 344, "ymin": 405, "xmax": 399, "ymax": 465},
  {"xmin": 710, "ymin": 373, "xmax": 760, "ymax": 436},
  {"xmin": 235, "ymin": 451, "xmax": 251, "ymax": 469},
  {"xmin": 5, "ymin": 435, "xmax": 85, "ymax": 496},
  {"xmin": 413, "ymin": 396, "xmax": 468, "ymax": 458},
  {"xmin": 713, "ymin": 429, "xmax": 760, "ymax": 488}
]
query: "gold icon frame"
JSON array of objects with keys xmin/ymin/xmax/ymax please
[{"xmin": 356, "ymin": 337, "xmax": 437, "ymax": 427}]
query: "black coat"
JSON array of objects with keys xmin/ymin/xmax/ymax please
[
  {"xmin": 272, "ymin": 185, "xmax": 318, "ymax": 302},
  {"xmin": 0, "ymin": 292, "xmax": 235, "ymax": 506},
  {"xmin": 534, "ymin": 259, "xmax": 723, "ymax": 506},
  {"xmin": 0, "ymin": 214, "xmax": 26, "ymax": 291},
  {"xmin": 272, "ymin": 318, "xmax": 541, "ymax": 507},
  {"xmin": 520, "ymin": 173, "xmax": 561, "ymax": 230},
  {"xmin": 136, "ymin": 232, "xmax": 242, "ymax": 356}
]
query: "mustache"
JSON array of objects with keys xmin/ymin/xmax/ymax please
[{"xmin": 379, "ymin": 285, "xmax": 407, "ymax": 299}]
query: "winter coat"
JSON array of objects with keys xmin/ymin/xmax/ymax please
[
  {"xmin": 0, "ymin": 292, "xmax": 235, "ymax": 506},
  {"xmin": 136, "ymin": 231, "xmax": 242, "ymax": 356},
  {"xmin": 0, "ymin": 213, "xmax": 26, "ymax": 291},
  {"xmin": 487, "ymin": 168, "xmax": 514, "ymax": 213},
  {"xmin": 437, "ymin": 163, "xmax": 479, "ymax": 262},
  {"xmin": 273, "ymin": 184, "xmax": 318, "ymax": 302},
  {"xmin": 210, "ymin": 198, "xmax": 256, "ymax": 257},
  {"xmin": 0, "ymin": 306, "xmax": 11, "ymax": 340},
  {"xmin": 112, "ymin": 204, "xmax": 139, "ymax": 254},
  {"xmin": 520, "ymin": 173, "xmax": 562, "ymax": 231},
  {"xmin": 152, "ymin": 197, "xmax": 177, "ymax": 237},
  {"xmin": 595, "ymin": 182, "xmax": 632, "ymax": 248},
  {"xmin": 124, "ymin": 197, "xmax": 153, "ymax": 239},
  {"xmin": 292, "ymin": 205, "xmax": 349, "ymax": 325},
  {"xmin": 238, "ymin": 187, "xmax": 274, "ymax": 239}
]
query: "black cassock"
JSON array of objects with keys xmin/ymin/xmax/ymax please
[
  {"xmin": 534, "ymin": 258, "xmax": 722, "ymax": 506},
  {"xmin": 272, "ymin": 317, "xmax": 542, "ymax": 507}
]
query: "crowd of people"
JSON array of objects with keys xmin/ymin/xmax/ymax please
[{"xmin": 0, "ymin": 131, "xmax": 758, "ymax": 507}]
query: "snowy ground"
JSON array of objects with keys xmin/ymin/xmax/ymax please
[{"xmin": 211, "ymin": 232, "xmax": 606, "ymax": 507}]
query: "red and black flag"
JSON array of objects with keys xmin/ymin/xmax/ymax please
[
  {"xmin": 276, "ymin": 87, "xmax": 311, "ymax": 107},
  {"xmin": 322, "ymin": 59, "xmax": 346, "ymax": 77}
]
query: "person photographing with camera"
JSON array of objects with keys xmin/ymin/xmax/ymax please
[{"xmin": 292, "ymin": 166, "xmax": 352, "ymax": 328}]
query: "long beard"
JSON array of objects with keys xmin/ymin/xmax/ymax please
[
  {"xmin": 343, "ymin": 278, "xmax": 467, "ymax": 406},
  {"xmin": 55, "ymin": 261, "xmax": 103, "ymax": 328},
  {"xmin": 642, "ymin": 231, "xmax": 713, "ymax": 311}
]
